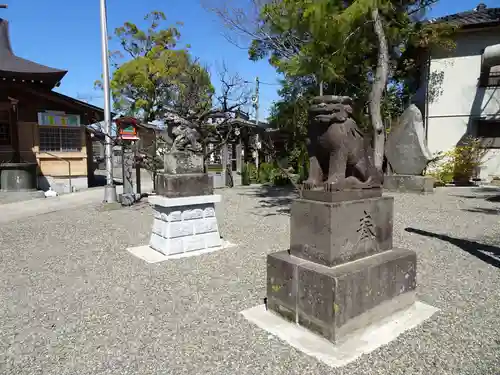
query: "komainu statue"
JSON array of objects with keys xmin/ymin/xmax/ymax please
[
  {"xmin": 164, "ymin": 112, "xmax": 203, "ymax": 153},
  {"xmin": 303, "ymin": 96, "xmax": 382, "ymax": 191}
]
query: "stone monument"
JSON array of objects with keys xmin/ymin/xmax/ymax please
[
  {"xmin": 384, "ymin": 104, "xmax": 434, "ymax": 193},
  {"xmin": 267, "ymin": 96, "xmax": 417, "ymax": 343},
  {"xmin": 148, "ymin": 116, "xmax": 222, "ymax": 256}
]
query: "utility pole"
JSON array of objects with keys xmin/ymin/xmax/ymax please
[
  {"xmin": 253, "ymin": 76, "xmax": 260, "ymax": 170},
  {"xmin": 99, "ymin": 0, "xmax": 117, "ymax": 203}
]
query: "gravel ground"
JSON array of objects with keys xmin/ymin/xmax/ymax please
[{"xmin": 0, "ymin": 185, "xmax": 499, "ymax": 375}]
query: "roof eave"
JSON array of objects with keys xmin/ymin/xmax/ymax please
[
  {"xmin": 459, "ymin": 21, "xmax": 500, "ymax": 30},
  {"xmin": 0, "ymin": 70, "xmax": 68, "ymax": 88}
]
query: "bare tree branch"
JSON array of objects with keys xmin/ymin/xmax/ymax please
[
  {"xmin": 205, "ymin": 0, "xmax": 306, "ymax": 60},
  {"xmin": 162, "ymin": 61, "xmax": 253, "ymax": 160}
]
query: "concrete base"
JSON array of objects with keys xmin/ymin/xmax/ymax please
[
  {"xmin": 103, "ymin": 184, "xmax": 118, "ymax": 203},
  {"xmin": 127, "ymin": 240, "xmax": 235, "ymax": 263},
  {"xmin": 241, "ymin": 301, "xmax": 438, "ymax": 368},
  {"xmin": 267, "ymin": 248, "xmax": 417, "ymax": 343},
  {"xmin": 38, "ymin": 176, "xmax": 88, "ymax": 194},
  {"xmin": 383, "ymin": 174, "xmax": 434, "ymax": 193},
  {"xmin": 148, "ymin": 194, "xmax": 222, "ymax": 256}
]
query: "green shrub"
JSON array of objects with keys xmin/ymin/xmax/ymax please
[
  {"xmin": 294, "ymin": 147, "xmax": 309, "ymax": 183},
  {"xmin": 425, "ymin": 136, "xmax": 489, "ymax": 186},
  {"xmin": 241, "ymin": 163, "xmax": 259, "ymax": 185},
  {"xmin": 241, "ymin": 163, "xmax": 251, "ymax": 186},
  {"xmin": 244, "ymin": 161, "xmax": 294, "ymax": 186},
  {"xmin": 268, "ymin": 167, "xmax": 291, "ymax": 186},
  {"xmin": 207, "ymin": 164, "xmax": 223, "ymax": 172},
  {"xmin": 297, "ymin": 158, "xmax": 309, "ymax": 183},
  {"xmin": 247, "ymin": 163, "xmax": 258, "ymax": 183},
  {"xmin": 258, "ymin": 162, "xmax": 274, "ymax": 183}
]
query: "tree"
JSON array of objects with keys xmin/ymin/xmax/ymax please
[
  {"xmin": 96, "ymin": 11, "xmax": 214, "ymax": 124},
  {"xmin": 106, "ymin": 10, "xmax": 251, "ymax": 135},
  {"xmin": 266, "ymin": 78, "xmax": 310, "ymax": 169},
  {"xmin": 213, "ymin": 0, "xmax": 455, "ymax": 172},
  {"xmin": 164, "ymin": 61, "xmax": 252, "ymax": 164},
  {"xmin": 96, "ymin": 11, "xmax": 253, "ymax": 182},
  {"xmin": 94, "ymin": 12, "xmax": 200, "ymax": 186}
]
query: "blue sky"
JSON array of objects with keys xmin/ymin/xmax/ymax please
[{"xmin": 2, "ymin": 0, "xmax": 498, "ymax": 119}]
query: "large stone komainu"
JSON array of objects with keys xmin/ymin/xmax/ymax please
[
  {"xmin": 303, "ymin": 96, "xmax": 382, "ymax": 190},
  {"xmin": 265, "ymin": 95, "xmax": 420, "ymax": 344}
]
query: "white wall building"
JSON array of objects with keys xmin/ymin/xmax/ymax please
[{"xmin": 418, "ymin": 3, "xmax": 500, "ymax": 180}]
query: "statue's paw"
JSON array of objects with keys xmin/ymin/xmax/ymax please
[
  {"xmin": 323, "ymin": 181, "xmax": 344, "ymax": 192},
  {"xmin": 343, "ymin": 176, "xmax": 365, "ymax": 188},
  {"xmin": 343, "ymin": 176, "xmax": 381, "ymax": 189},
  {"xmin": 364, "ymin": 176, "xmax": 383, "ymax": 188},
  {"xmin": 302, "ymin": 180, "xmax": 319, "ymax": 190}
]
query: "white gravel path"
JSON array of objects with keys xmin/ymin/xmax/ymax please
[{"xmin": 0, "ymin": 185, "xmax": 499, "ymax": 375}]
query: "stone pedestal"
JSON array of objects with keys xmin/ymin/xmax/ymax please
[
  {"xmin": 148, "ymin": 150, "xmax": 223, "ymax": 256},
  {"xmin": 290, "ymin": 195, "xmax": 393, "ymax": 266},
  {"xmin": 156, "ymin": 173, "xmax": 213, "ymax": 197},
  {"xmin": 383, "ymin": 174, "xmax": 434, "ymax": 193},
  {"xmin": 267, "ymin": 189, "xmax": 417, "ymax": 344},
  {"xmin": 149, "ymin": 195, "xmax": 222, "ymax": 255}
]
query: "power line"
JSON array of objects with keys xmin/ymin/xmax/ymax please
[
  {"xmin": 260, "ymin": 81, "xmax": 281, "ymax": 86},
  {"xmin": 76, "ymin": 92, "xmax": 104, "ymax": 103},
  {"xmin": 244, "ymin": 79, "xmax": 280, "ymax": 86}
]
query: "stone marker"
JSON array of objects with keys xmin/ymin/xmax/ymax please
[
  {"xmin": 148, "ymin": 118, "xmax": 222, "ymax": 256},
  {"xmin": 384, "ymin": 104, "xmax": 434, "ymax": 193},
  {"xmin": 266, "ymin": 96, "xmax": 417, "ymax": 344},
  {"xmin": 119, "ymin": 146, "xmax": 138, "ymax": 206}
]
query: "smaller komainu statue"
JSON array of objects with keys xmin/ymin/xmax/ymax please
[
  {"xmin": 165, "ymin": 112, "xmax": 203, "ymax": 153},
  {"xmin": 303, "ymin": 95, "xmax": 382, "ymax": 191},
  {"xmin": 171, "ymin": 124, "xmax": 202, "ymax": 153}
]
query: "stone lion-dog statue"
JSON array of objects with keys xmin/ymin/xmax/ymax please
[{"xmin": 302, "ymin": 95, "xmax": 382, "ymax": 191}]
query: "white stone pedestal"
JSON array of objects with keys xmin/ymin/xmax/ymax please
[{"xmin": 148, "ymin": 194, "xmax": 222, "ymax": 256}]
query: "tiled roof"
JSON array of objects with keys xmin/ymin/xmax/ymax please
[
  {"xmin": 0, "ymin": 18, "xmax": 67, "ymax": 88},
  {"xmin": 430, "ymin": 4, "xmax": 500, "ymax": 29}
]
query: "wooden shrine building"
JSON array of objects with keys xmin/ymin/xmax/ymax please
[{"xmin": 0, "ymin": 17, "xmax": 105, "ymax": 192}]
